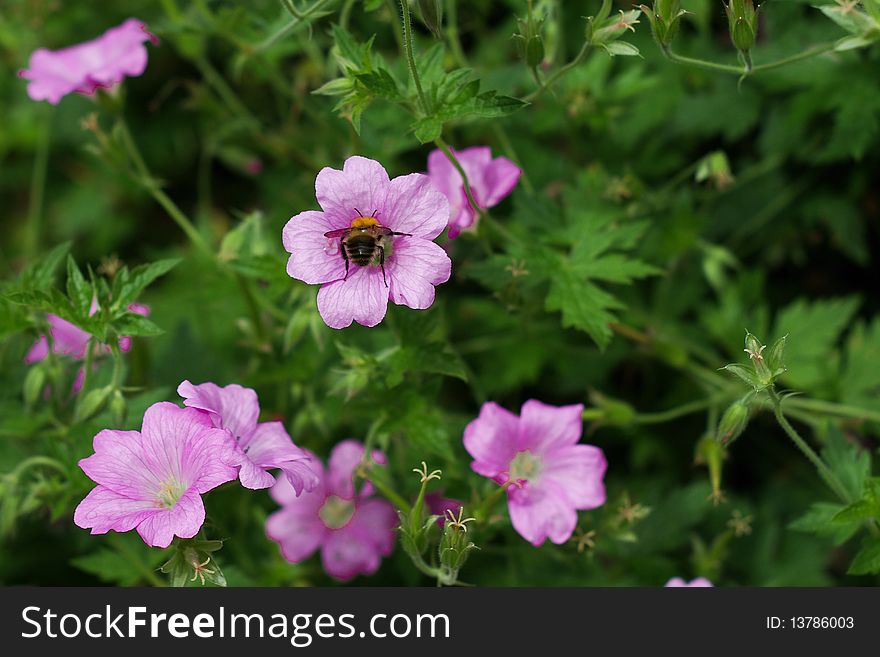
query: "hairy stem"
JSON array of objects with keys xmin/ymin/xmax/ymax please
[
  {"xmin": 524, "ymin": 42, "xmax": 590, "ymax": 102},
  {"xmin": 399, "ymin": 0, "xmax": 430, "ymax": 114},
  {"xmin": 767, "ymin": 387, "xmax": 851, "ymax": 503}
]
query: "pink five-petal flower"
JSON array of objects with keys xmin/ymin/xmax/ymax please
[
  {"xmin": 266, "ymin": 439, "xmax": 397, "ymax": 581},
  {"xmin": 19, "ymin": 19, "xmax": 157, "ymax": 105},
  {"xmin": 282, "ymin": 156, "xmax": 452, "ymax": 329},
  {"xmin": 73, "ymin": 402, "xmax": 239, "ymax": 548},
  {"xmin": 427, "ymin": 146, "xmax": 521, "ymax": 238},
  {"xmin": 665, "ymin": 577, "xmax": 714, "ymax": 587},
  {"xmin": 24, "ymin": 303, "xmax": 150, "ymax": 394},
  {"xmin": 463, "ymin": 399, "xmax": 607, "ymax": 547},
  {"xmin": 177, "ymin": 380, "xmax": 319, "ymax": 494}
]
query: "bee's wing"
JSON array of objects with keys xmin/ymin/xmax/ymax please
[
  {"xmin": 323, "ymin": 228, "xmax": 350, "ymax": 238},
  {"xmin": 373, "ymin": 227, "xmax": 395, "ymax": 236}
]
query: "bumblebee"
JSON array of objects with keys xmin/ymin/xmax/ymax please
[{"xmin": 324, "ymin": 210, "xmax": 411, "ymax": 287}]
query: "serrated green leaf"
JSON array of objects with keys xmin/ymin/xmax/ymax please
[{"xmin": 847, "ymin": 538, "xmax": 880, "ymax": 575}]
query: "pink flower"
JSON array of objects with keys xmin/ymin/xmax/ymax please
[
  {"xmin": 427, "ymin": 146, "xmax": 521, "ymax": 238},
  {"xmin": 19, "ymin": 19, "xmax": 157, "ymax": 105},
  {"xmin": 665, "ymin": 577, "xmax": 714, "ymax": 587},
  {"xmin": 425, "ymin": 492, "xmax": 463, "ymax": 528},
  {"xmin": 178, "ymin": 380, "xmax": 319, "ymax": 494},
  {"xmin": 463, "ymin": 400, "xmax": 606, "ymax": 546},
  {"xmin": 282, "ymin": 156, "xmax": 451, "ymax": 329},
  {"xmin": 25, "ymin": 303, "xmax": 150, "ymax": 394},
  {"xmin": 266, "ymin": 440, "xmax": 397, "ymax": 581},
  {"xmin": 73, "ymin": 402, "xmax": 239, "ymax": 548}
]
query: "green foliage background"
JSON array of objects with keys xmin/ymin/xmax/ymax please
[{"xmin": 0, "ymin": 0, "xmax": 878, "ymax": 586}]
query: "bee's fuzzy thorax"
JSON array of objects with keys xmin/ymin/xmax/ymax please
[{"xmin": 351, "ymin": 216, "xmax": 380, "ymax": 229}]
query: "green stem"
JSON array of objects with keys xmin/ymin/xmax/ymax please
[
  {"xmin": 475, "ymin": 481, "xmax": 514, "ymax": 522},
  {"xmin": 660, "ymin": 44, "xmax": 744, "ymax": 74},
  {"xmin": 369, "ymin": 470, "xmax": 411, "ymax": 512},
  {"xmin": 445, "ymin": 0, "xmax": 468, "ymax": 67},
  {"xmin": 750, "ymin": 42, "xmax": 837, "ymax": 73},
  {"xmin": 116, "ymin": 119, "xmax": 213, "ymax": 257},
  {"xmin": 633, "ymin": 394, "xmax": 732, "ymax": 425},
  {"xmin": 433, "ymin": 137, "xmax": 482, "ymax": 217},
  {"xmin": 399, "ymin": 0, "xmax": 430, "ymax": 114},
  {"xmin": 26, "ymin": 109, "xmax": 52, "ymax": 260},
  {"xmin": 524, "ymin": 41, "xmax": 590, "ymax": 102},
  {"xmin": 785, "ymin": 397, "xmax": 880, "ymax": 424},
  {"xmin": 767, "ymin": 387, "xmax": 851, "ymax": 503},
  {"xmin": 10, "ymin": 455, "xmax": 67, "ymax": 478},
  {"xmin": 80, "ymin": 338, "xmax": 96, "ymax": 395},
  {"xmin": 660, "ymin": 41, "xmax": 839, "ymax": 77}
]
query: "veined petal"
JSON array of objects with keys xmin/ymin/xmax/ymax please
[
  {"xmin": 518, "ymin": 400, "xmax": 584, "ymax": 453},
  {"xmin": 316, "ymin": 267, "xmax": 389, "ymax": 329},
  {"xmin": 383, "ymin": 173, "xmax": 449, "ymax": 239},
  {"xmin": 73, "ymin": 485, "xmax": 158, "ymax": 535},
  {"xmin": 282, "ymin": 210, "xmax": 347, "ymax": 285},
  {"xmin": 177, "ymin": 380, "xmax": 259, "ymax": 440},
  {"xmin": 387, "ymin": 238, "xmax": 451, "ymax": 310},
  {"xmin": 135, "ymin": 486, "xmax": 205, "ymax": 548},
  {"xmin": 463, "ymin": 402, "xmax": 520, "ymax": 478},
  {"xmin": 315, "ymin": 156, "xmax": 390, "ymax": 222},
  {"xmin": 541, "ymin": 444, "xmax": 607, "ymax": 509},
  {"xmin": 507, "ymin": 480, "xmax": 578, "ymax": 547}
]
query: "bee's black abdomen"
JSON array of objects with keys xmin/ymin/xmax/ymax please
[{"xmin": 345, "ymin": 234, "xmax": 378, "ymax": 266}]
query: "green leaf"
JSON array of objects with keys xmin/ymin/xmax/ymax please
[
  {"xmin": 847, "ymin": 537, "xmax": 880, "ymax": 575},
  {"xmin": 721, "ymin": 363, "xmax": 764, "ymax": 389},
  {"xmin": 821, "ymin": 425, "xmax": 871, "ymax": 502},
  {"xmin": 71, "ymin": 535, "xmax": 166, "ymax": 585},
  {"xmin": 114, "ymin": 312, "xmax": 164, "ymax": 337},
  {"xmin": 773, "ymin": 296, "xmax": 860, "ymax": 391},
  {"xmin": 66, "ymin": 256, "xmax": 93, "ymax": 316},
  {"xmin": 412, "ymin": 116, "xmax": 443, "ymax": 143},
  {"xmin": 18, "ymin": 242, "xmax": 71, "ymax": 291},
  {"xmin": 113, "ymin": 258, "xmax": 179, "ymax": 311},
  {"xmin": 789, "ymin": 502, "xmax": 861, "ymax": 545}
]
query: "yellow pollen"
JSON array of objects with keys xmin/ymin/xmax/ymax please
[{"xmin": 351, "ymin": 216, "xmax": 380, "ymax": 229}]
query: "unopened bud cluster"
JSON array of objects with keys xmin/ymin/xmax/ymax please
[
  {"xmin": 724, "ymin": 0, "xmax": 759, "ymax": 54},
  {"xmin": 639, "ymin": 0, "xmax": 687, "ymax": 47}
]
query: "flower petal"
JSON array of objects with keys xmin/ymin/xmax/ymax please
[
  {"xmin": 177, "ymin": 380, "xmax": 259, "ymax": 441},
  {"xmin": 382, "ymin": 173, "xmax": 449, "ymax": 239},
  {"xmin": 463, "ymin": 402, "xmax": 520, "ymax": 479},
  {"xmin": 78, "ymin": 429, "xmax": 161, "ymax": 499},
  {"xmin": 269, "ymin": 461, "xmax": 325, "ymax": 507},
  {"xmin": 140, "ymin": 402, "xmax": 238, "ymax": 493},
  {"xmin": 507, "ymin": 480, "xmax": 578, "ymax": 546},
  {"xmin": 387, "ymin": 238, "xmax": 451, "ymax": 310},
  {"xmin": 73, "ymin": 485, "xmax": 158, "ymax": 535},
  {"xmin": 541, "ymin": 444, "xmax": 607, "ymax": 509},
  {"xmin": 326, "ymin": 440, "xmax": 366, "ymax": 499},
  {"xmin": 315, "ymin": 156, "xmax": 390, "ymax": 221},
  {"xmin": 282, "ymin": 210, "xmax": 347, "ymax": 285},
  {"xmin": 347, "ymin": 498, "xmax": 397, "ymax": 556},
  {"xmin": 316, "ymin": 267, "xmax": 389, "ymax": 329},
  {"xmin": 321, "ymin": 525, "xmax": 382, "ymax": 581},
  {"xmin": 237, "ymin": 421, "xmax": 319, "ymax": 494},
  {"xmin": 518, "ymin": 400, "xmax": 584, "ymax": 453},
  {"xmin": 266, "ymin": 503, "xmax": 326, "ymax": 563},
  {"xmin": 135, "ymin": 486, "xmax": 205, "ymax": 548},
  {"xmin": 482, "ymin": 155, "xmax": 521, "ymax": 207}
]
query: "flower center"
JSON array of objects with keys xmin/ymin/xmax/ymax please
[
  {"xmin": 509, "ymin": 450, "xmax": 542, "ymax": 483},
  {"xmin": 319, "ymin": 495, "xmax": 356, "ymax": 529},
  {"xmin": 155, "ymin": 480, "xmax": 185, "ymax": 509}
]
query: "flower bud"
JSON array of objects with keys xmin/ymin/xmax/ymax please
[
  {"xmin": 23, "ymin": 365, "xmax": 46, "ymax": 407},
  {"xmin": 416, "ymin": 0, "xmax": 444, "ymax": 39},
  {"xmin": 438, "ymin": 507, "xmax": 478, "ymax": 580},
  {"xmin": 724, "ymin": 0, "xmax": 758, "ymax": 53},
  {"xmin": 640, "ymin": 0, "xmax": 687, "ymax": 47},
  {"xmin": 716, "ymin": 397, "xmax": 751, "ymax": 446},
  {"xmin": 514, "ymin": 16, "xmax": 545, "ymax": 68}
]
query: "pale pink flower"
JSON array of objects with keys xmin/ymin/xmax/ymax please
[
  {"xmin": 74, "ymin": 402, "xmax": 239, "ymax": 548},
  {"xmin": 665, "ymin": 577, "xmax": 714, "ymax": 587},
  {"xmin": 463, "ymin": 400, "xmax": 606, "ymax": 546},
  {"xmin": 282, "ymin": 156, "xmax": 451, "ymax": 329},
  {"xmin": 178, "ymin": 380, "xmax": 318, "ymax": 494},
  {"xmin": 266, "ymin": 440, "xmax": 397, "ymax": 581},
  {"xmin": 427, "ymin": 146, "xmax": 521, "ymax": 238},
  {"xmin": 19, "ymin": 19, "xmax": 157, "ymax": 104}
]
